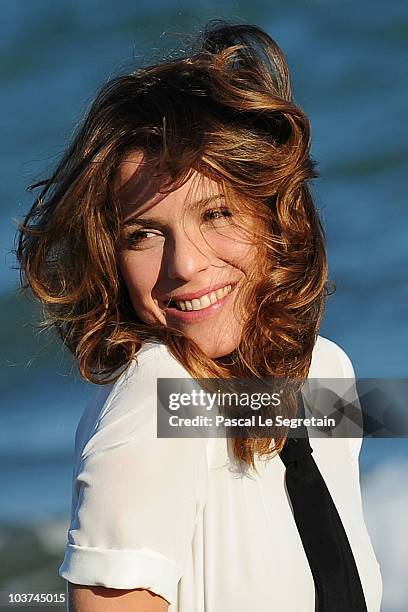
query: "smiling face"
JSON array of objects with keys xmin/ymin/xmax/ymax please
[{"xmin": 116, "ymin": 151, "xmax": 260, "ymax": 358}]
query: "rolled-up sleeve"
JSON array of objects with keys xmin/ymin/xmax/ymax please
[{"xmin": 59, "ymin": 345, "xmax": 208, "ymax": 606}]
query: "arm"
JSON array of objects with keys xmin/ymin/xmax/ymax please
[
  {"xmin": 68, "ymin": 583, "xmax": 169, "ymax": 611},
  {"xmin": 59, "ymin": 345, "xmax": 208, "ymax": 609}
]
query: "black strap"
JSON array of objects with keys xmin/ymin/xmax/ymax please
[{"xmin": 279, "ymin": 393, "xmax": 368, "ymax": 611}]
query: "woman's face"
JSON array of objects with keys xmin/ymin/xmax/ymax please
[{"xmin": 116, "ymin": 151, "xmax": 259, "ymax": 358}]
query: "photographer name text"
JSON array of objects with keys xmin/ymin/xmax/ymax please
[{"xmin": 167, "ymin": 415, "xmax": 336, "ymax": 428}]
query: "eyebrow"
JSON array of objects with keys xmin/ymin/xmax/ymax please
[{"xmin": 121, "ymin": 194, "xmax": 226, "ymax": 230}]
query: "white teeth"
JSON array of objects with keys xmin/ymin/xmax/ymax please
[
  {"xmin": 198, "ymin": 294, "xmax": 212, "ymax": 308},
  {"xmin": 173, "ymin": 284, "xmax": 233, "ymax": 311}
]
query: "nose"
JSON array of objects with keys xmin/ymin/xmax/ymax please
[{"xmin": 165, "ymin": 228, "xmax": 213, "ymax": 281}]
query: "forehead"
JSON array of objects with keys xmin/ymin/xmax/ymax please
[{"xmin": 115, "ymin": 150, "xmax": 222, "ymax": 221}]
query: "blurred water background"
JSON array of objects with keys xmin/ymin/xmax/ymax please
[{"xmin": 0, "ymin": 1, "xmax": 407, "ymax": 610}]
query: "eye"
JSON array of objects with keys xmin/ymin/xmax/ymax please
[
  {"xmin": 123, "ymin": 229, "xmax": 161, "ymax": 249},
  {"xmin": 203, "ymin": 207, "xmax": 233, "ymax": 223}
]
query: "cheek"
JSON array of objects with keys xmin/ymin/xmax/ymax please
[
  {"xmin": 119, "ymin": 253, "xmax": 158, "ymax": 304},
  {"xmin": 211, "ymin": 231, "xmax": 257, "ymax": 269}
]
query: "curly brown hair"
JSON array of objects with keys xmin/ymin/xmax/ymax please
[{"xmin": 14, "ymin": 20, "xmax": 330, "ymax": 473}]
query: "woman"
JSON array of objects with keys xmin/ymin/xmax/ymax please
[{"xmin": 15, "ymin": 20, "xmax": 382, "ymax": 612}]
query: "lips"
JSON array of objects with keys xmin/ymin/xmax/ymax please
[
  {"xmin": 170, "ymin": 284, "xmax": 232, "ymax": 311},
  {"xmin": 159, "ymin": 282, "xmax": 238, "ymax": 323},
  {"xmin": 159, "ymin": 281, "xmax": 238, "ymax": 304}
]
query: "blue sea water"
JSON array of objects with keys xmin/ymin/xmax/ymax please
[{"xmin": 1, "ymin": 1, "xmax": 407, "ymax": 609}]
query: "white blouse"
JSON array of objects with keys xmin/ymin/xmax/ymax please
[{"xmin": 59, "ymin": 335, "xmax": 383, "ymax": 611}]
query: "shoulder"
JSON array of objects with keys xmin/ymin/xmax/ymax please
[
  {"xmin": 101, "ymin": 342, "xmax": 191, "ymax": 414},
  {"xmin": 76, "ymin": 342, "xmax": 198, "ymax": 461},
  {"xmin": 309, "ymin": 334, "xmax": 356, "ymax": 379},
  {"xmin": 306, "ymin": 335, "xmax": 363, "ymax": 461}
]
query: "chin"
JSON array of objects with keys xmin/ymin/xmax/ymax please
[
  {"xmin": 193, "ymin": 335, "xmax": 240, "ymax": 359},
  {"xmin": 136, "ymin": 306, "xmax": 240, "ymax": 357}
]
